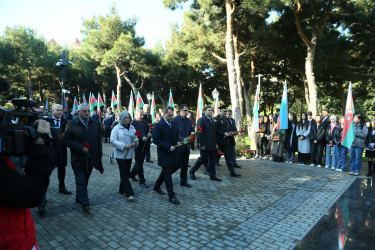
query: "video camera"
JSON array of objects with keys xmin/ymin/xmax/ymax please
[{"xmin": 0, "ymin": 98, "xmax": 61, "ymax": 156}]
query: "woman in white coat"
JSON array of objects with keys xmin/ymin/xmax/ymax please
[
  {"xmin": 296, "ymin": 112, "xmax": 311, "ymax": 165},
  {"xmin": 110, "ymin": 111, "xmax": 138, "ymax": 200}
]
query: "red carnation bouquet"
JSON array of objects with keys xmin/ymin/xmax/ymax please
[
  {"xmin": 124, "ymin": 130, "xmax": 141, "ymax": 159},
  {"xmin": 217, "ymin": 150, "xmax": 224, "ymax": 156},
  {"xmin": 83, "ymin": 142, "xmax": 91, "ymax": 174},
  {"xmin": 142, "ymin": 126, "xmax": 154, "ymax": 153},
  {"xmin": 174, "ymin": 126, "xmax": 203, "ymax": 147}
]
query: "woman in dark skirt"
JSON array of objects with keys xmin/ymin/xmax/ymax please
[{"xmin": 366, "ymin": 118, "xmax": 375, "ymax": 177}]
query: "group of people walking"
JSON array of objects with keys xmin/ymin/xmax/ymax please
[{"xmin": 253, "ymin": 109, "xmax": 375, "ymax": 177}]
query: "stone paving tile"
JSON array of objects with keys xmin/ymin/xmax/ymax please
[{"xmin": 33, "ymin": 143, "xmax": 356, "ymax": 249}]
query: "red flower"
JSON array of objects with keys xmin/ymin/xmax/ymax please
[
  {"xmin": 135, "ymin": 130, "xmax": 142, "ymax": 138},
  {"xmin": 149, "ymin": 126, "xmax": 153, "ymax": 130},
  {"xmin": 83, "ymin": 142, "xmax": 90, "ymax": 149},
  {"xmin": 192, "ymin": 123, "xmax": 196, "ymax": 127},
  {"xmin": 217, "ymin": 151, "xmax": 224, "ymax": 156},
  {"xmin": 233, "ymin": 131, "xmax": 239, "ymax": 135},
  {"xmin": 241, "ymin": 128, "xmax": 245, "ymax": 133}
]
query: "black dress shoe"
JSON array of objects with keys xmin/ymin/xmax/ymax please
[
  {"xmin": 154, "ymin": 187, "xmax": 165, "ymax": 195},
  {"xmin": 82, "ymin": 205, "xmax": 90, "ymax": 213},
  {"xmin": 204, "ymin": 170, "xmax": 209, "ymax": 175},
  {"xmin": 130, "ymin": 176, "xmax": 139, "ymax": 181},
  {"xmin": 233, "ymin": 165, "xmax": 242, "ymax": 168},
  {"xmin": 59, "ymin": 187, "xmax": 72, "ymax": 195},
  {"xmin": 38, "ymin": 207, "xmax": 45, "ymax": 216},
  {"xmin": 210, "ymin": 176, "xmax": 222, "ymax": 181},
  {"xmin": 230, "ymin": 172, "xmax": 241, "ymax": 177},
  {"xmin": 146, "ymin": 160, "xmax": 154, "ymax": 163},
  {"xmin": 189, "ymin": 170, "xmax": 196, "ymax": 180},
  {"xmin": 180, "ymin": 183, "xmax": 192, "ymax": 188},
  {"xmin": 140, "ymin": 183, "xmax": 148, "ymax": 188},
  {"xmin": 169, "ymin": 196, "xmax": 180, "ymax": 204}
]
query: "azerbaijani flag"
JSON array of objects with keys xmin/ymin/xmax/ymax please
[
  {"xmin": 277, "ymin": 81, "xmax": 288, "ymax": 130},
  {"xmin": 82, "ymin": 93, "xmax": 87, "ymax": 104},
  {"xmin": 135, "ymin": 92, "xmax": 144, "ymax": 110},
  {"xmin": 71, "ymin": 96, "xmax": 78, "ymax": 115},
  {"xmin": 128, "ymin": 91, "xmax": 134, "ymax": 118},
  {"xmin": 150, "ymin": 92, "xmax": 156, "ymax": 122},
  {"xmin": 45, "ymin": 98, "xmax": 49, "ymax": 111},
  {"xmin": 168, "ymin": 89, "xmax": 174, "ymax": 107},
  {"xmin": 90, "ymin": 93, "xmax": 97, "ymax": 114},
  {"xmin": 196, "ymin": 84, "xmax": 203, "ymax": 124},
  {"xmin": 97, "ymin": 93, "xmax": 104, "ymax": 117},
  {"xmin": 341, "ymin": 82, "xmax": 355, "ymax": 149},
  {"xmin": 89, "ymin": 92, "xmax": 92, "ymax": 106},
  {"xmin": 111, "ymin": 90, "xmax": 117, "ymax": 112},
  {"xmin": 214, "ymin": 96, "xmax": 219, "ymax": 116},
  {"xmin": 252, "ymin": 82, "xmax": 260, "ymax": 132},
  {"xmin": 64, "ymin": 94, "xmax": 68, "ymax": 109}
]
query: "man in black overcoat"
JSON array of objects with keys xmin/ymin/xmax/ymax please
[
  {"xmin": 143, "ymin": 104, "xmax": 153, "ymax": 163},
  {"xmin": 63, "ymin": 104, "xmax": 103, "ymax": 213},
  {"xmin": 152, "ymin": 106, "xmax": 181, "ymax": 204},
  {"xmin": 226, "ymin": 110, "xmax": 241, "ymax": 168},
  {"xmin": 173, "ymin": 104, "xmax": 193, "ymax": 187},
  {"xmin": 189, "ymin": 106, "xmax": 222, "ymax": 181}
]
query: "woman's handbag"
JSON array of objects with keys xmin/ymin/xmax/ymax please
[{"xmin": 272, "ymin": 135, "xmax": 280, "ymax": 142}]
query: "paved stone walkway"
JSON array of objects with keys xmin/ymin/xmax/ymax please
[{"xmin": 33, "ymin": 143, "xmax": 357, "ymax": 249}]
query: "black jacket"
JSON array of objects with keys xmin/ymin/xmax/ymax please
[
  {"xmin": 315, "ymin": 124, "xmax": 326, "ymax": 142},
  {"xmin": 214, "ymin": 114, "xmax": 230, "ymax": 146},
  {"xmin": 131, "ymin": 119, "xmax": 150, "ymax": 155},
  {"xmin": 50, "ymin": 118, "xmax": 68, "ymax": 167},
  {"xmin": 173, "ymin": 115, "xmax": 192, "ymax": 152},
  {"xmin": 63, "ymin": 117, "xmax": 102, "ymax": 171},
  {"xmin": 326, "ymin": 125, "xmax": 339, "ymax": 145},
  {"xmin": 322, "ymin": 116, "xmax": 330, "ymax": 129},
  {"xmin": 197, "ymin": 115, "xmax": 216, "ymax": 151},
  {"xmin": 309, "ymin": 119, "xmax": 317, "ymax": 140},
  {"xmin": 0, "ymin": 145, "xmax": 53, "ymax": 207},
  {"xmin": 366, "ymin": 127, "xmax": 375, "ymax": 148},
  {"xmin": 153, "ymin": 118, "xmax": 179, "ymax": 167},
  {"xmin": 227, "ymin": 117, "xmax": 237, "ymax": 146},
  {"xmin": 286, "ymin": 122, "xmax": 298, "ymax": 152}
]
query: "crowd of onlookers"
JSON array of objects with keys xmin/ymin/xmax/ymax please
[{"xmin": 252, "ymin": 109, "xmax": 375, "ymax": 177}]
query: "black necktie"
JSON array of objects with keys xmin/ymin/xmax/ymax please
[{"xmin": 56, "ymin": 119, "xmax": 60, "ymax": 127}]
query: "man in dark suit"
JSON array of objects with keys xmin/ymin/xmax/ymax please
[
  {"xmin": 38, "ymin": 104, "xmax": 71, "ymax": 216},
  {"xmin": 152, "ymin": 106, "xmax": 181, "ymax": 204},
  {"xmin": 307, "ymin": 111, "xmax": 317, "ymax": 165},
  {"xmin": 214, "ymin": 105, "xmax": 240, "ymax": 177},
  {"xmin": 173, "ymin": 104, "xmax": 193, "ymax": 188},
  {"xmin": 311, "ymin": 115, "xmax": 326, "ymax": 167},
  {"xmin": 91, "ymin": 109, "xmax": 99, "ymax": 122},
  {"xmin": 64, "ymin": 103, "xmax": 103, "ymax": 213},
  {"xmin": 189, "ymin": 106, "xmax": 222, "ymax": 181},
  {"xmin": 143, "ymin": 104, "xmax": 153, "ymax": 163},
  {"xmin": 321, "ymin": 109, "xmax": 330, "ymax": 129},
  {"xmin": 226, "ymin": 110, "xmax": 241, "ymax": 168},
  {"xmin": 103, "ymin": 107, "xmax": 115, "ymax": 143},
  {"xmin": 130, "ymin": 109, "xmax": 151, "ymax": 188}
]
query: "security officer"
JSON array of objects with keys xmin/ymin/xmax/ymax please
[{"xmin": 213, "ymin": 105, "xmax": 240, "ymax": 177}]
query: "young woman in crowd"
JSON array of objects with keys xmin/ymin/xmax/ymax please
[
  {"xmin": 335, "ymin": 117, "xmax": 347, "ymax": 172},
  {"xmin": 271, "ymin": 121, "xmax": 286, "ymax": 162},
  {"xmin": 264, "ymin": 114, "xmax": 274, "ymax": 160},
  {"xmin": 110, "ymin": 111, "xmax": 138, "ymax": 201},
  {"xmin": 296, "ymin": 112, "xmax": 311, "ymax": 165},
  {"xmin": 285, "ymin": 113, "xmax": 298, "ymax": 163},
  {"xmin": 255, "ymin": 116, "xmax": 266, "ymax": 159},
  {"xmin": 310, "ymin": 115, "xmax": 326, "ymax": 167},
  {"xmin": 365, "ymin": 119, "xmax": 375, "ymax": 177},
  {"xmin": 325, "ymin": 116, "xmax": 338, "ymax": 170},
  {"xmin": 349, "ymin": 114, "xmax": 368, "ymax": 176}
]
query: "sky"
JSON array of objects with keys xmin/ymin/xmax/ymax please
[{"xmin": 0, "ymin": 0, "xmax": 186, "ymax": 48}]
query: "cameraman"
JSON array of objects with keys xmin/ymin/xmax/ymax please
[{"xmin": 0, "ymin": 77, "xmax": 53, "ymax": 249}]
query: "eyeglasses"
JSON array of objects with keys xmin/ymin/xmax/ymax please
[{"xmin": 124, "ymin": 116, "xmax": 131, "ymax": 119}]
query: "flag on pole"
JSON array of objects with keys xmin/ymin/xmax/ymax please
[
  {"xmin": 72, "ymin": 97, "xmax": 78, "ymax": 115},
  {"xmin": 97, "ymin": 93, "xmax": 104, "ymax": 117},
  {"xmin": 277, "ymin": 81, "xmax": 288, "ymax": 130},
  {"xmin": 135, "ymin": 92, "xmax": 144, "ymax": 110},
  {"xmin": 111, "ymin": 90, "xmax": 117, "ymax": 112},
  {"xmin": 252, "ymin": 82, "xmax": 260, "ymax": 132},
  {"xmin": 45, "ymin": 98, "xmax": 49, "ymax": 111},
  {"xmin": 341, "ymin": 82, "xmax": 355, "ymax": 149},
  {"xmin": 168, "ymin": 89, "xmax": 174, "ymax": 107},
  {"xmin": 196, "ymin": 84, "xmax": 203, "ymax": 125},
  {"xmin": 90, "ymin": 93, "xmax": 97, "ymax": 114},
  {"xmin": 64, "ymin": 94, "xmax": 68, "ymax": 109},
  {"xmin": 89, "ymin": 92, "xmax": 92, "ymax": 106},
  {"xmin": 82, "ymin": 93, "xmax": 87, "ymax": 104},
  {"xmin": 128, "ymin": 91, "xmax": 134, "ymax": 118},
  {"xmin": 214, "ymin": 96, "xmax": 219, "ymax": 116},
  {"xmin": 150, "ymin": 92, "xmax": 156, "ymax": 122}
]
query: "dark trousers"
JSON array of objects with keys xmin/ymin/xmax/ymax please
[
  {"xmin": 265, "ymin": 139, "xmax": 272, "ymax": 155},
  {"xmin": 191, "ymin": 150, "xmax": 216, "ymax": 177},
  {"xmin": 218, "ymin": 144, "xmax": 235, "ymax": 174},
  {"xmin": 145, "ymin": 143, "xmax": 151, "ymax": 161},
  {"xmin": 130, "ymin": 150, "xmax": 147, "ymax": 184},
  {"xmin": 298, "ymin": 153, "xmax": 308, "ymax": 164},
  {"xmin": 104, "ymin": 128, "xmax": 111, "ymax": 142},
  {"xmin": 255, "ymin": 133, "xmax": 264, "ymax": 157},
  {"xmin": 310, "ymin": 142, "xmax": 324, "ymax": 165},
  {"xmin": 176, "ymin": 150, "xmax": 190, "ymax": 184},
  {"xmin": 154, "ymin": 165, "xmax": 179, "ymax": 198},
  {"xmin": 73, "ymin": 166, "xmax": 93, "ymax": 206},
  {"xmin": 116, "ymin": 158, "xmax": 134, "ymax": 197},
  {"xmin": 229, "ymin": 144, "xmax": 238, "ymax": 166},
  {"xmin": 57, "ymin": 164, "xmax": 67, "ymax": 189}
]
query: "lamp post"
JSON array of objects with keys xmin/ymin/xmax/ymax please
[
  {"xmin": 212, "ymin": 88, "xmax": 219, "ymax": 101},
  {"xmin": 146, "ymin": 92, "xmax": 152, "ymax": 105},
  {"xmin": 56, "ymin": 50, "xmax": 72, "ymax": 110}
]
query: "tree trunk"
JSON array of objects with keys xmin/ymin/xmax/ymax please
[
  {"xmin": 115, "ymin": 63, "xmax": 122, "ymax": 109},
  {"xmin": 225, "ymin": 1, "xmax": 242, "ymax": 129},
  {"xmin": 123, "ymin": 73, "xmax": 139, "ymax": 100},
  {"xmin": 155, "ymin": 87, "xmax": 166, "ymax": 108},
  {"xmin": 38, "ymin": 81, "xmax": 43, "ymax": 105},
  {"xmin": 305, "ymin": 31, "xmax": 318, "ymax": 116},
  {"xmin": 301, "ymin": 74, "xmax": 310, "ymax": 111},
  {"xmin": 101, "ymin": 85, "xmax": 107, "ymax": 108},
  {"xmin": 233, "ymin": 32, "xmax": 244, "ymax": 118},
  {"xmin": 27, "ymin": 70, "xmax": 33, "ymax": 100}
]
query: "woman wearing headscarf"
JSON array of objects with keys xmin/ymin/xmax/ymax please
[
  {"xmin": 325, "ymin": 116, "xmax": 339, "ymax": 169},
  {"xmin": 110, "ymin": 111, "xmax": 138, "ymax": 200},
  {"xmin": 349, "ymin": 114, "xmax": 368, "ymax": 176},
  {"xmin": 365, "ymin": 118, "xmax": 375, "ymax": 177},
  {"xmin": 296, "ymin": 112, "xmax": 311, "ymax": 165}
]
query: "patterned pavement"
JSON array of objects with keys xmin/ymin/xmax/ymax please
[{"xmin": 32, "ymin": 143, "xmax": 357, "ymax": 249}]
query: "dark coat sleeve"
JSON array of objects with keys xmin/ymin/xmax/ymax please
[
  {"xmin": 63, "ymin": 121, "xmax": 84, "ymax": 153},
  {"xmin": 197, "ymin": 117, "xmax": 206, "ymax": 148},
  {"xmin": 0, "ymin": 145, "xmax": 53, "ymax": 207},
  {"xmin": 153, "ymin": 123, "xmax": 172, "ymax": 151}
]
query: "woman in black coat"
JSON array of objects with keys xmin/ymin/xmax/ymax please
[
  {"xmin": 366, "ymin": 119, "xmax": 375, "ymax": 177},
  {"xmin": 264, "ymin": 114, "xmax": 274, "ymax": 160},
  {"xmin": 285, "ymin": 113, "xmax": 298, "ymax": 163}
]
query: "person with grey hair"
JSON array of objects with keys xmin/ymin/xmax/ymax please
[
  {"xmin": 64, "ymin": 103, "xmax": 103, "ymax": 213},
  {"xmin": 325, "ymin": 115, "xmax": 338, "ymax": 169},
  {"xmin": 110, "ymin": 111, "xmax": 138, "ymax": 200}
]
